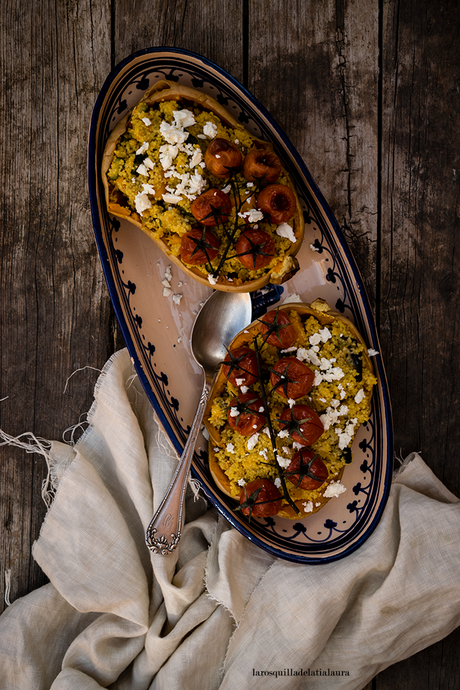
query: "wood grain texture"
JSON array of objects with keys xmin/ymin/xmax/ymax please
[{"xmin": 0, "ymin": 0, "xmax": 458, "ymax": 687}]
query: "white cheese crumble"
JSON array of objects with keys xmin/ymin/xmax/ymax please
[
  {"xmin": 237, "ymin": 478, "xmax": 246, "ymax": 487},
  {"xmin": 172, "ymin": 294, "xmax": 182, "ymax": 305},
  {"xmin": 276, "ymin": 454, "xmax": 291, "ymax": 469},
  {"xmin": 276, "ymin": 223, "xmax": 296, "ymax": 243},
  {"xmin": 247, "ymin": 433, "xmax": 259, "ymax": 450},
  {"xmin": 354, "ymin": 389, "xmax": 365, "ymax": 404},
  {"xmin": 302, "ymin": 501, "xmax": 314, "ymax": 513},
  {"xmin": 136, "ymin": 142, "xmax": 149, "ymax": 155},
  {"xmin": 310, "ymin": 243, "xmax": 320, "ymax": 252},
  {"xmin": 323, "ymin": 481, "xmax": 347, "ymax": 498},
  {"xmin": 238, "ymin": 209, "xmax": 264, "ymax": 223},
  {"xmin": 226, "ymin": 443, "xmax": 235, "ymax": 454},
  {"xmin": 134, "ymin": 192, "xmax": 151, "ymax": 214},
  {"xmin": 142, "ymin": 117, "xmax": 152, "ymax": 126},
  {"xmin": 274, "ymin": 478, "xmax": 282, "ymax": 489},
  {"xmin": 203, "ymin": 121, "xmax": 218, "ymax": 138},
  {"xmin": 229, "ymin": 406, "xmax": 239, "ymax": 418},
  {"xmin": 208, "ymin": 275, "xmax": 218, "ymax": 285},
  {"xmin": 173, "ymin": 109, "xmax": 195, "ymax": 129},
  {"xmin": 368, "ymin": 348, "xmax": 379, "ymax": 357}
]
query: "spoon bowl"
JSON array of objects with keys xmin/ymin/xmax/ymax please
[{"xmin": 145, "ymin": 290, "xmax": 252, "ymax": 555}]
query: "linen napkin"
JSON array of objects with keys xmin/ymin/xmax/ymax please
[{"xmin": 0, "ymin": 348, "xmax": 459, "ymax": 690}]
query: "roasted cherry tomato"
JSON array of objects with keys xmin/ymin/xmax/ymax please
[
  {"xmin": 279, "ymin": 404, "xmax": 324, "ymax": 445},
  {"xmin": 180, "ymin": 228, "xmax": 220, "ymax": 265},
  {"xmin": 190, "ymin": 188, "xmax": 232, "ymax": 226},
  {"xmin": 239, "ymin": 478, "xmax": 282, "ymax": 517},
  {"xmin": 259, "ymin": 309, "xmax": 297, "ymax": 349},
  {"xmin": 270, "ymin": 357, "xmax": 314, "ymax": 399},
  {"xmin": 204, "ymin": 138, "xmax": 242, "ymax": 178},
  {"xmin": 235, "ymin": 229, "xmax": 275, "ymax": 270},
  {"xmin": 285, "ymin": 449, "xmax": 328, "ymax": 490},
  {"xmin": 243, "ymin": 148, "xmax": 282, "ymax": 184},
  {"xmin": 256, "ymin": 184, "xmax": 296, "ymax": 224},
  {"xmin": 223, "ymin": 346, "xmax": 258, "ymax": 387},
  {"xmin": 227, "ymin": 391, "xmax": 266, "ymax": 436}
]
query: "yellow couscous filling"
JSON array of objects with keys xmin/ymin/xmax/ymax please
[
  {"xmin": 105, "ymin": 98, "xmax": 299, "ymax": 284},
  {"xmin": 207, "ymin": 305, "xmax": 377, "ymax": 513}
]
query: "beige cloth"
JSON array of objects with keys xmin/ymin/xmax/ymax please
[{"xmin": 0, "ymin": 348, "xmax": 459, "ymax": 689}]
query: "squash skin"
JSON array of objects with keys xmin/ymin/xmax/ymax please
[
  {"xmin": 204, "ymin": 298, "xmax": 375, "ymax": 519},
  {"xmin": 101, "ymin": 80, "xmax": 304, "ymax": 292}
]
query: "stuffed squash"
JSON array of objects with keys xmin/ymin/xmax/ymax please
[
  {"xmin": 204, "ymin": 298, "xmax": 377, "ymax": 519},
  {"xmin": 101, "ymin": 80, "xmax": 304, "ymax": 292}
]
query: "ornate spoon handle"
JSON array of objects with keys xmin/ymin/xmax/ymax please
[{"xmin": 145, "ymin": 379, "xmax": 210, "ymax": 555}]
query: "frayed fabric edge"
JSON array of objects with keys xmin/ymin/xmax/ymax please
[{"xmin": 0, "ymin": 430, "xmax": 56, "ymax": 509}]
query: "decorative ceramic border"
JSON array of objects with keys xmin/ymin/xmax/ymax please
[{"xmin": 88, "ymin": 47, "xmax": 393, "ymax": 563}]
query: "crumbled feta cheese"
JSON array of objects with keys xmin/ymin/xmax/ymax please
[
  {"xmin": 276, "ymin": 454, "xmax": 291, "ymax": 469},
  {"xmin": 160, "ymin": 120, "xmax": 188, "ymax": 145},
  {"xmin": 203, "ymin": 121, "xmax": 218, "ymax": 138},
  {"xmin": 235, "ymin": 378, "xmax": 244, "ymax": 387},
  {"xmin": 136, "ymin": 142, "xmax": 149, "ymax": 155},
  {"xmin": 162, "ymin": 287, "xmax": 172, "ymax": 297},
  {"xmin": 143, "ymin": 157, "xmax": 154, "ymax": 170},
  {"xmin": 237, "ymin": 478, "xmax": 246, "ymax": 487},
  {"xmin": 142, "ymin": 117, "xmax": 152, "ymax": 126},
  {"xmin": 324, "ymin": 481, "xmax": 347, "ymax": 498},
  {"xmin": 302, "ymin": 501, "xmax": 314, "ymax": 513},
  {"xmin": 354, "ymin": 389, "xmax": 365, "ymax": 404},
  {"xmin": 247, "ymin": 433, "xmax": 259, "ymax": 450},
  {"xmin": 274, "ymin": 478, "xmax": 282, "ymax": 489},
  {"xmin": 142, "ymin": 183, "xmax": 156, "ymax": 195},
  {"xmin": 136, "ymin": 163, "xmax": 149, "ymax": 176},
  {"xmin": 189, "ymin": 148, "xmax": 203, "ymax": 168},
  {"xmin": 221, "ymin": 184, "xmax": 232, "ymax": 194},
  {"xmin": 161, "ymin": 279, "xmax": 171, "ymax": 288},
  {"xmin": 173, "ymin": 109, "xmax": 196, "ymax": 128},
  {"xmin": 310, "ymin": 243, "xmax": 320, "ymax": 252},
  {"xmin": 288, "ymin": 398, "xmax": 296, "ymax": 408},
  {"xmin": 134, "ymin": 192, "xmax": 151, "ymax": 214},
  {"xmin": 277, "ymin": 429, "xmax": 289, "ymax": 439},
  {"xmin": 259, "ymin": 448, "xmax": 268, "ymax": 459},
  {"xmin": 229, "ymin": 407, "xmax": 239, "ymax": 418},
  {"xmin": 240, "ymin": 385, "xmax": 249, "ymax": 394},
  {"xmin": 319, "ymin": 327, "xmax": 332, "ymax": 342},
  {"xmin": 172, "ymin": 294, "xmax": 182, "ymax": 305},
  {"xmin": 276, "ymin": 223, "xmax": 296, "ymax": 243},
  {"xmin": 226, "ymin": 443, "xmax": 235, "ymax": 454},
  {"xmin": 162, "ymin": 193, "xmax": 183, "ymax": 204},
  {"xmin": 238, "ymin": 209, "xmax": 264, "ymax": 223},
  {"xmin": 368, "ymin": 348, "xmax": 379, "ymax": 357},
  {"xmin": 207, "ymin": 275, "xmax": 218, "ymax": 285}
]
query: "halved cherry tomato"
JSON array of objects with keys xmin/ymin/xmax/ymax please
[
  {"xmin": 259, "ymin": 309, "xmax": 297, "ymax": 349},
  {"xmin": 190, "ymin": 189, "xmax": 232, "ymax": 226},
  {"xmin": 223, "ymin": 346, "xmax": 258, "ymax": 387},
  {"xmin": 239, "ymin": 478, "xmax": 282, "ymax": 517},
  {"xmin": 227, "ymin": 391, "xmax": 266, "ymax": 436},
  {"xmin": 204, "ymin": 138, "xmax": 242, "ymax": 178},
  {"xmin": 270, "ymin": 357, "xmax": 314, "ymax": 399},
  {"xmin": 243, "ymin": 148, "xmax": 282, "ymax": 184},
  {"xmin": 285, "ymin": 449, "xmax": 328, "ymax": 490},
  {"xmin": 180, "ymin": 228, "xmax": 220, "ymax": 265},
  {"xmin": 279, "ymin": 404, "xmax": 324, "ymax": 445},
  {"xmin": 235, "ymin": 229, "xmax": 275, "ymax": 270},
  {"xmin": 256, "ymin": 184, "xmax": 296, "ymax": 224}
]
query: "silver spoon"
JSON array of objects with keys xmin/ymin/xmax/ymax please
[{"xmin": 145, "ymin": 290, "xmax": 252, "ymax": 555}]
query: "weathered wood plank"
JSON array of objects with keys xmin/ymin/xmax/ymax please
[
  {"xmin": 377, "ymin": 0, "xmax": 460, "ymax": 686},
  {"xmin": 0, "ymin": 0, "xmax": 114, "ymax": 610},
  {"xmin": 247, "ymin": 0, "xmax": 380, "ymax": 311}
]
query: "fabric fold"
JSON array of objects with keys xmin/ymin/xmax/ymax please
[{"xmin": 0, "ymin": 348, "xmax": 458, "ymax": 690}]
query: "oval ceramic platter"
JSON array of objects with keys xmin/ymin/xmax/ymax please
[{"xmin": 88, "ymin": 47, "xmax": 393, "ymax": 564}]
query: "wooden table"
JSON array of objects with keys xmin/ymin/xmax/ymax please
[{"xmin": 1, "ymin": 1, "xmax": 459, "ymax": 687}]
